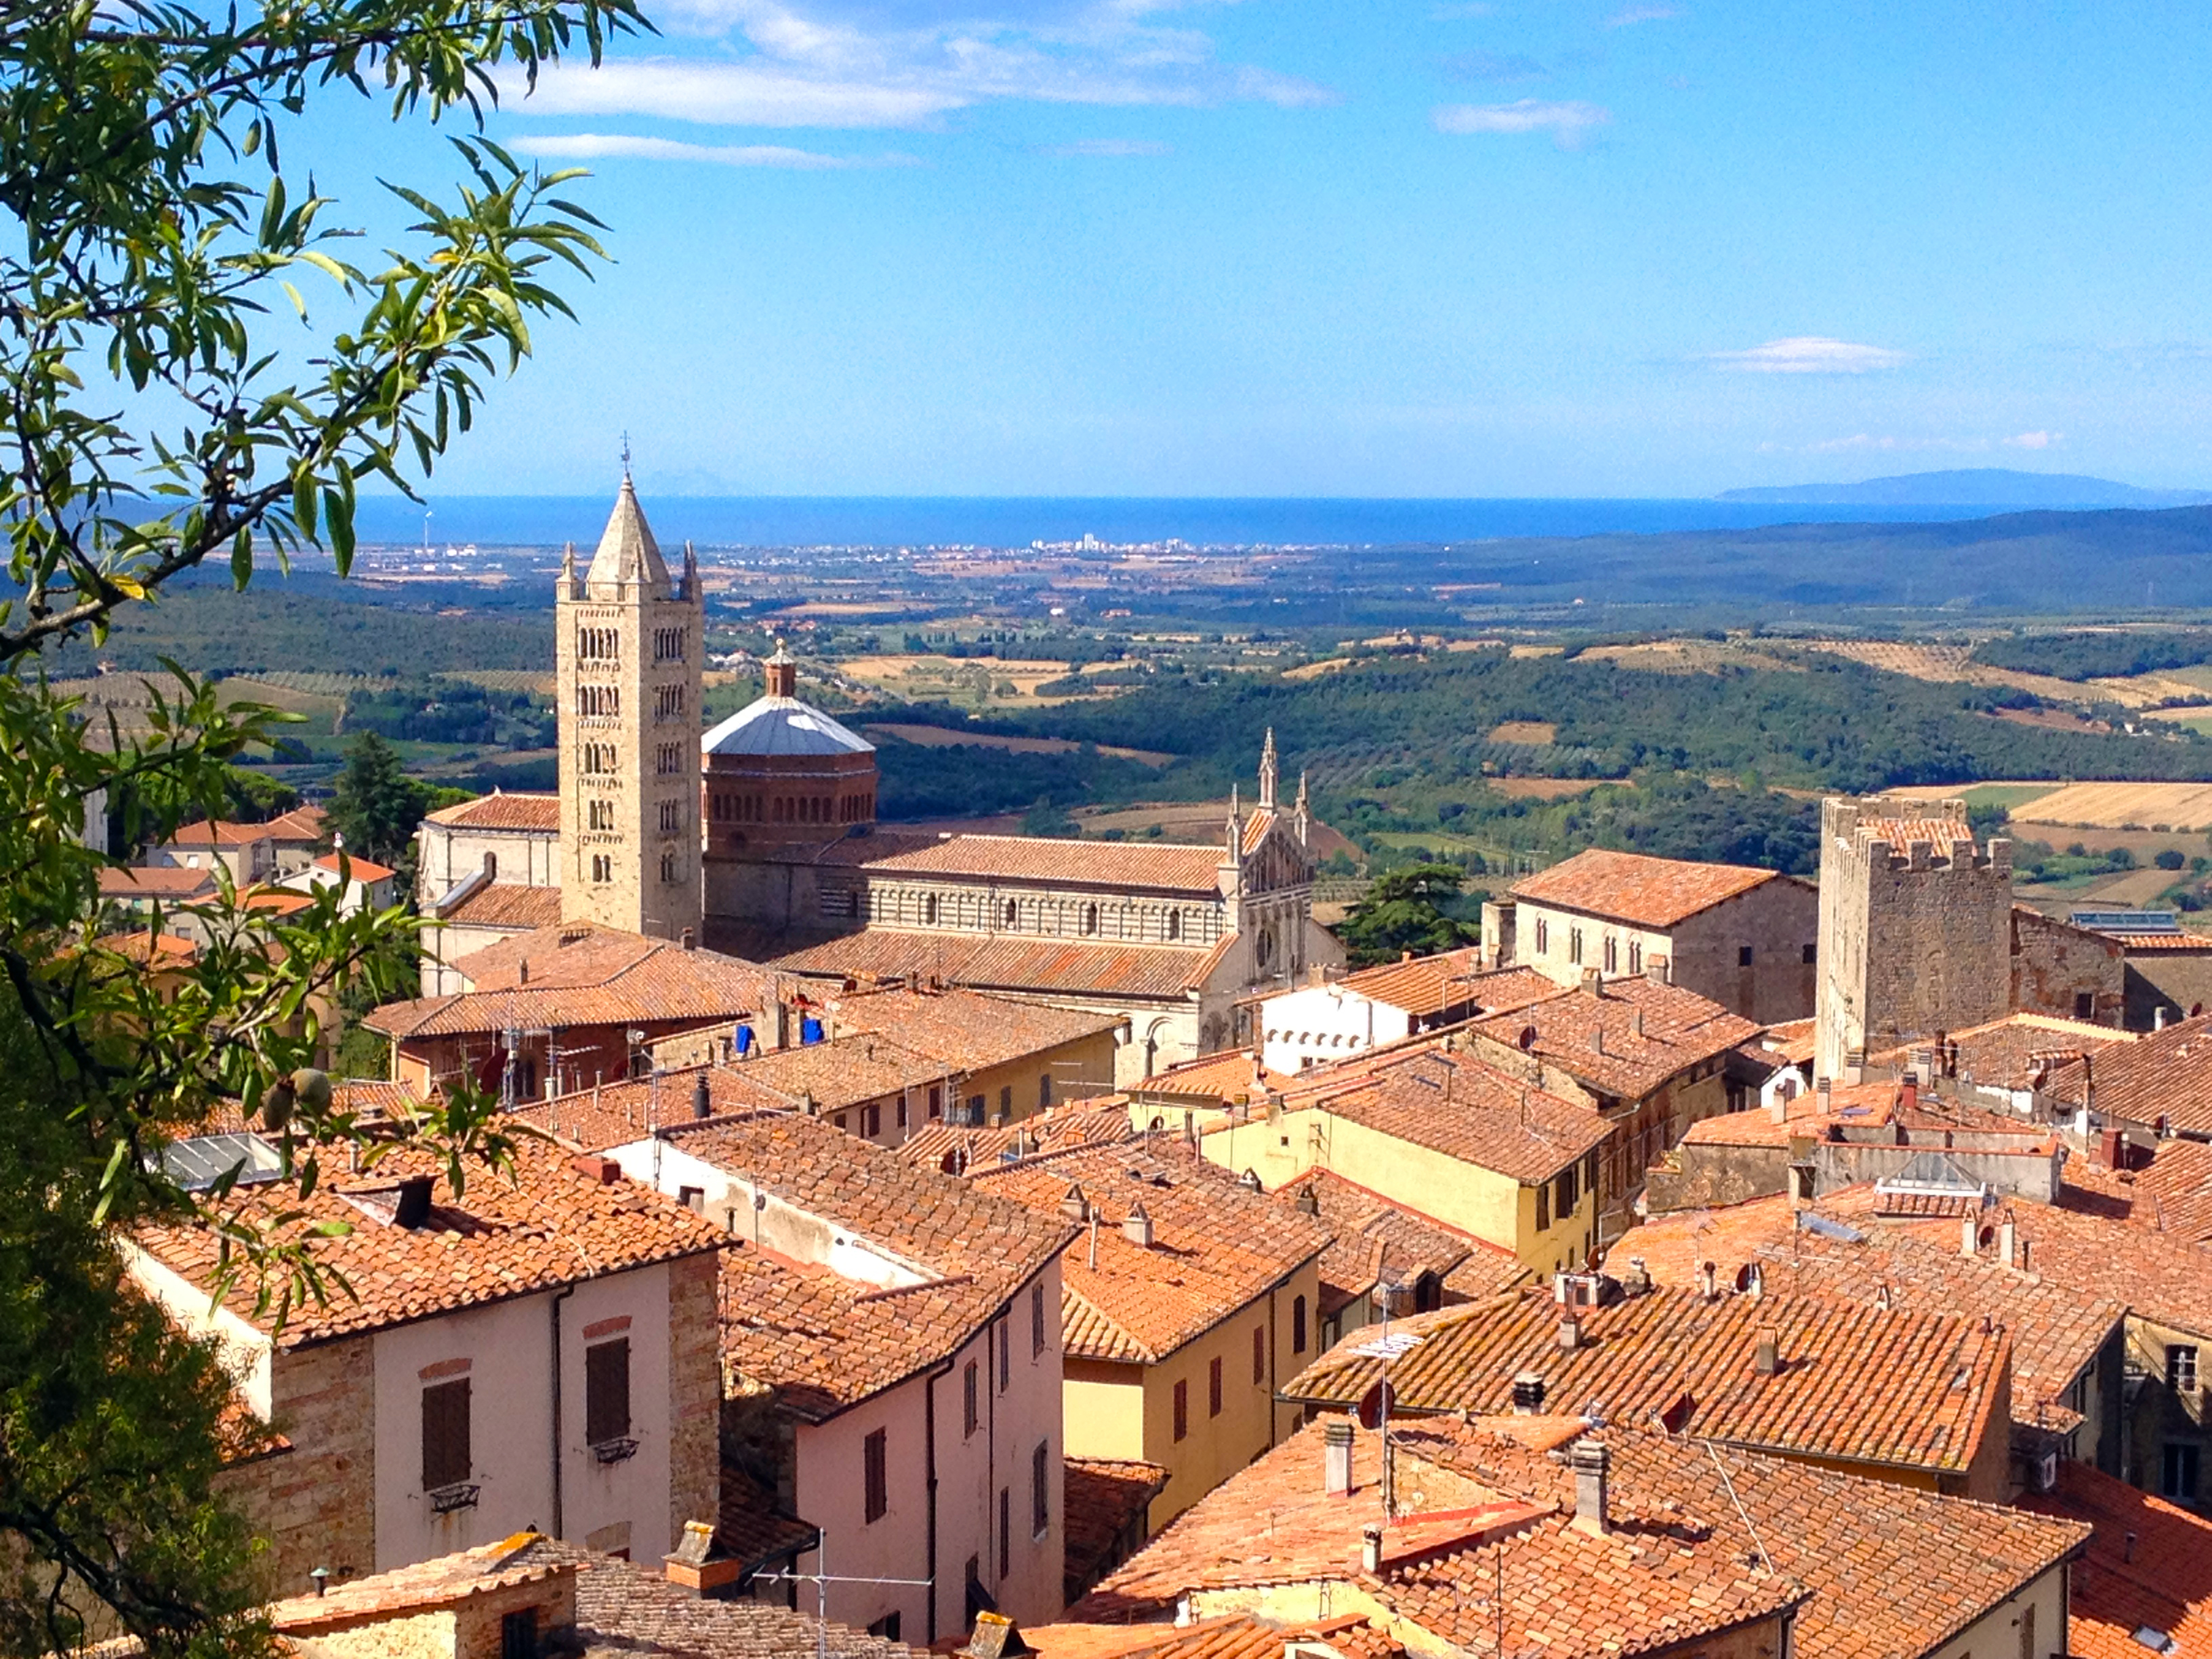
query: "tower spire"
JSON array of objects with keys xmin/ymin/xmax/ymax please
[{"xmin": 1258, "ymin": 728, "xmax": 1279, "ymax": 811}]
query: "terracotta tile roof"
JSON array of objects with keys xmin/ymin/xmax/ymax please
[
  {"xmin": 241, "ymin": 889, "xmax": 312, "ymax": 916},
  {"xmin": 2110, "ymin": 930, "xmax": 2212, "ymax": 951},
  {"xmin": 1082, "ymin": 1414, "xmax": 2087, "ymax": 1659},
  {"xmin": 264, "ymin": 1532, "xmax": 567, "ymax": 1631},
  {"xmin": 1856, "ymin": 814, "xmax": 1977, "ymax": 854},
  {"xmin": 716, "ymin": 1033, "xmax": 933, "ymax": 1114},
  {"xmin": 1468, "ymin": 976, "xmax": 1760, "ymax": 1101},
  {"xmin": 772, "ymin": 928, "xmax": 1216, "ymax": 1002},
  {"xmin": 1288, "ymin": 1047, "xmax": 1611, "ymax": 1185},
  {"xmin": 94, "ymin": 930, "xmax": 199, "ymax": 966},
  {"xmin": 1276, "ymin": 1169, "xmax": 1515, "ymax": 1317},
  {"xmin": 512, "ymin": 1065, "xmax": 801, "ymax": 1151},
  {"xmin": 421, "ymin": 790, "xmax": 561, "ymax": 832},
  {"xmin": 1605, "ymin": 1195, "xmax": 2123, "ymax": 1428},
  {"xmin": 1061, "ymin": 1457, "xmax": 1170, "ymax": 1606},
  {"xmin": 825, "ymin": 984, "xmax": 1126, "ymax": 1072},
  {"xmin": 312, "ymin": 850, "xmax": 396, "ymax": 882},
  {"xmin": 859, "ymin": 833, "xmax": 1227, "ymax": 894},
  {"xmin": 2089, "ymin": 1136, "xmax": 2212, "ymax": 1245},
  {"xmin": 661, "ymin": 1108, "xmax": 1076, "ymax": 1292},
  {"xmin": 1822, "ymin": 1182, "xmax": 2212, "ymax": 1345},
  {"xmin": 262, "ymin": 804, "xmax": 327, "ymax": 842},
  {"xmin": 130, "ymin": 1130, "xmax": 724, "ymax": 1350},
  {"xmin": 718, "ymin": 1242, "xmax": 1017, "ymax": 1420},
  {"xmin": 367, "ymin": 924, "xmax": 777, "ymax": 1040},
  {"xmin": 1319, "ymin": 949, "xmax": 1544, "ymax": 1020},
  {"xmin": 898, "ymin": 1102, "xmax": 1135, "ymax": 1174},
  {"xmin": 1027, "ymin": 1613, "xmax": 1404, "ymax": 1659},
  {"xmin": 542, "ymin": 1540, "xmax": 929, "ymax": 1659},
  {"xmin": 1510, "ymin": 848, "xmax": 1790, "ymax": 929},
  {"xmin": 714, "ymin": 1464, "xmax": 819, "ymax": 1572},
  {"xmin": 2021, "ymin": 1460, "xmax": 2212, "ymax": 1659},
  {"xmin": 1868, "ymin": 1012, "xmax": 2136, "ymax": 1094},
  {"xmin": 165, "ymin": 818, "xmax": 271, "ymax": 848},
  {"xmin": 1077, "ymin": 1417, "xmax": 1808, "ymax": 1652},
  {"xmin": 1282, "ymin": 1279, "xmax": 2010, "ymax": 1476},
  {"xmin": 970, "ymin": 1140, "xmax": 1332, "ymax": 1364},
  {"xmin": 1129, "ymin": 1048, "xmax": 1296, "ymax": 1106},
  {"xmin": 2041, "ymin": 1012, "xmax": 2212, "ymax": 1132},
  {"xmin": 440, "ymin": 881, "xmax": 563, "ymax": 932},
  {"xmin": 99, "ymin": 865, "xmax": 218, "ymax": 899}
]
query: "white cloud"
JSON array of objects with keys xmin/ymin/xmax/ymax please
[
  {"xmin": 1605, "ymin": 3, "xmax": 1683, "ymax": 24},
  {"xmin": 1038, "ymin": 137, "xmax": 1170, "ymax": 156},
  {"xmin": 1433, "ymin": 98, "xmax": 1611, "ymax": 146},
  {"xmin": 1708, "ymin": 336, "xmax": 1909, "ymax": 374},
  {"xmin": 513, "ymin": 132, "xmax": 914, "ymax": 167},
  {"xmin": 504, "ymin": 0, "xmax": 1333, "ymax": 133},
  {"xmin": 2005, "ymin": 430, "xmax": 2063, "ymax": 449},
  {"xmin": 1803, "ymin": 434, "xmax": 1983, "ymax": 454}
]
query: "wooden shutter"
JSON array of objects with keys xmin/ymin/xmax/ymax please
[
  {"xmin": 422, "ymin": 1378, "xmax": 471, "ymax": 1490},
  {"xmin": 864, "ymin": 1428, "xmax": 888, "ymax": 1523},
  {"xmin": 586, "ymin": 1339, "xmax": 631, "ymax": 1445}
]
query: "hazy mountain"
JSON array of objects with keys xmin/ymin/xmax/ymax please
[{"xmin": 1718, "ymin": 468, "xmax": 2212, "ymax": 508}]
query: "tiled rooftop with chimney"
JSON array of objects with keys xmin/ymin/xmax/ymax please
[
  {"xmin": 2040, "ymin": 1010, "xmax": 2212, "ymax": 1132},
  {"xmin": 770, "ymin": 928, "xmax": 1218, "ymax": 1003},
  {"xmin": 366, "ymin": 921, "xmax": 779, "ymax": 1040},
  {"xmin": 899, "ymin": 1101, "xmax": 1136, "ymax": 1173},
  {"xmin": 2021, "ymin": 1459, "xmax": 2212, "ymax": 1659},
  {"xmin": 512, "ymin": 1064, "xmax": 798, "ymax": 1152},
  {"xmin": 1023, "ymin": 1611, "xmax": 1406, "ymax": 1659},
  {"xmin": 1868, "ymin": 1010, "xmax": 2137, "ymax": 1097},
  {"xmin": 822, "ymin": 983, "xmax": 1128, "ymax": 1072},
  {"xmin": 1079, "ymin": 1412, "xmax": 2085, "ymax": 1658},
  {"xmin": 1127, "ymin": 1046, "xmax": 1298, "ymax": 1106},
  {"xmin": 1467, "ymin": 974, "xmax": 1761, "ymax": 1101},
  {"xmin": 1282, "ymin": 1275, "xmax": 2011, "ymax": 1481},
  {"xmin": 1323, "ymin": 948, "xmax": 1556, "ymax": 1020},
  {"xmin": 130, "ymin": 1130, "xmax": 725, "ymax": 1348},
  {"xmin": 1605, "ymin": 1192, "xmax": 2123, "ymax": 1435},
  {"xmin": 1276, "ymin": 1168, "xmax": 1518, "ymax": 1317},
  {"xmin": 969, "ymin": 1139, "xmax": 1332, "ymax": 1363}
]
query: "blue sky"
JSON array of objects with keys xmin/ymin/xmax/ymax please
[{"xmin": 302, "ymin": 1, "xmax": 2212, "ymax": 496}]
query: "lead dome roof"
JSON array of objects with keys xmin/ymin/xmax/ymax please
[{"xmin": 701, "ymin": 695, "xmax": 875, "ymax": 758}]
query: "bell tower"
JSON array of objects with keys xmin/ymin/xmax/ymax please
[{"xmin": 556, "ymin": 472, "xmax": 703, "ymax": 943}]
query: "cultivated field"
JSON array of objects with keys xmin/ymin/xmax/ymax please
[
  {"xmin": 2009, "ymin": 781, "xmax": 2212, "ymax": 832},
  {"xmin": 1487, "ymin": 720, "xmax": 1556, "ymax": 745},
  {"xmin": 862, "ymin": 724, "xmax": 1174, "ymax": 767},
  {"xmin": 835, "ymin": 653, "xmax": 1125, "ymax": 708}
]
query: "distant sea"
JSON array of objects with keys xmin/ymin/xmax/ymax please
[{"xmin": 352, "ymin": 495, "xmax": 2018, "ymax": 550}]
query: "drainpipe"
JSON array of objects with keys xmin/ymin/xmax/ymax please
[
  {"xmin": 550, "ymin": 1284, "xmax": 575, "ymax": 1538},
  {"xmin": 925, "ymin": 1363, "xmax": 946, "ymax": 1644}
]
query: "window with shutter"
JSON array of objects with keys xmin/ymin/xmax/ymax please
[
  {"xmin": 1172, "ymin": 1380, "xmax": 1189, "ymax": 1441},
  {"xmin": 1536, "ymin": 1183, "xmax": 1551, "ymax": 1232},
  {"xmin": 586, "ymin": 1339, "xmax": 631, "ymax": 1446},
  {"xmin": 1031, "ymin": 1441, "xmax": 1049, "ymax": 1536},
  {"xmin": 1209, "ymin": 1356, "xmax": 1223, "ymax": 1417},
  {"xmin": 864, "ymin": 1428, "xmax": 888, "ymax": 1523},
  {"xmin": 964, "ymin": 1361, "xmax": 979, "ymax": 1437},
  {"xmin": 998, "ymin": 1488, "xmax": 1010, "ymax": 1580},
  {"xmin": 1292, "ymin": 1295, "xmax": 1308, "ymax": 1354},
  {"xmin": 1252, "ymin": 1325, "xmax": 1266, "ymax": 1384},
  {"xmin": 422, "ymin": 1378, "xmax": 471, "ymax": 1490}
]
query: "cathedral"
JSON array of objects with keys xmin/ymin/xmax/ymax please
[{"xmin": 415, "ymin": 479, "xmax": 1342, "ymax": 1083}]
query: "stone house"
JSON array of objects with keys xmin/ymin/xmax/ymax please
[
  {"xmin": 1251, "ymin": 954, "xmax": 1555, "ymax": 1075},
  {"xmin": 126, "ymin": 1132, "xmax": 724, "ymax": 1595},
  {"xmin": 1498, "ymin": 848, "xmax": 1818, "ymax": 1024}
]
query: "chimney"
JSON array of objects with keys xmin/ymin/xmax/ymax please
[
  {"xmin": 1900, "ymin": 1079, "xmax": 1918, "ymax": 1112},
  {"xmin": 960, "ymin": 1613, "xmax": 1033, "ymax": 1659},
  {"xmin": 2125, "ymin": 1530, "xmax": 2138, "ymax": 1565},
  {"xmin": 1961, "ymin": 1210, "xmax": 1980, "ymax": 1258},
  {"xmin": 1620, "ymin": 1256, "xmax": 1652, "ymax": 1297},
  {"xmin": 1360, "ymin": 1524, "xmax": 1384, "ymax": 1574},
  {"xmin": 1630, "ymin": 1008, "xmax": 1644, "ymax": 1038},
  {"xmin": 1295, "ymin": 1183, "xmax": 1320, "ymax": 1216},
  {"xmin": 682, "ymin": 927, "xmax": 697, "ymax": 951},
  {"xmin": 1744, "ymin": 1263, "xmax": 1764, "ymax": 1301},
  {"xmin": 663, "ymin": 1519, "xmax": 742, "ymax": 1597},
  {"xmin": 1589, "ymin": 1027, "xmax": 1606, "ymax": 1056},
  {"xmin": 1754, "ymin": 1328, "xmax": 1780, "ymax": 1376},
  {"xmin": 2000, "ymin": 1212, "xmax": 2018, "ymax": 1269},
  {"xmin": 2156, "ymin": 1006, "xmax": 2169, "ymax": 1032},
  {"xmin": 1060, "ymin": 1183, "xmax": 1088, "ymax": 1223},
  {"xmin": 1570, "ymin": 1439, "xmax": 1610, "ymax": 1536},
  {"xmin": 1816, "ymin": 1077, "xmax": 1832, "ymax": 1109},
  {"xmin": 517, "ymin": 957, "xmax": 530, "ymax": 985},
  {"xmin": 392, "ymin": 1174, "xmax": 434, "ymax": 1229},
  {"xmin": 571, "ymin": 1153, "xmax": 621, "ymax": 1185},
  {"xmin": 1645, "ymin": 954, "xmax": 1671, "ymax": 986},
  {"xmin": 1581, "ymin": 967, "xmax": 1602, "ymax": 994},
  {"xmin": 692, "ymin": 1072, "xmax": 712, "ymax": 1120},
  {"xmin": 1122, "ymin": 1200, "xmax": 1154, "ymax": 1248},
  {"xmin": 1511, "ymin": 1371, "xmax": 1547, "ymax": 1414},
  {"xmin": 1698, "ymin": 1260, "xmax": 1719, "ymax": 1302},
  {"xmin": 1767, "ymin": 1087, "xmax": 1788, "ymax": 1126},
  {"xmin": 1324, "ymin": 1421, "xmax": 1355, "ymax": 1496},
  {"xmin": 1558, "ymin": 1314, "xmax": 1583, "ymax": 1351}
]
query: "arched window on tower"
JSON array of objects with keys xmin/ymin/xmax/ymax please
[
  {"xmin": 924, "ymin": 894, "xmax": 939, "ymax": 925},
  {"xmin": 1081, "ymin": 903, "xmax": 1099, "ymax": 936},
  {"xmin": 1003, "ymin": 900, "xmax": 1019, "ymax": 928},
  {"xmin": 482, "ymin": 851, "xmax": 497, "ymax": 880},
  {"xmin": 1166, "ymin": 909, "xmax": 1181, "ymax": 941}
]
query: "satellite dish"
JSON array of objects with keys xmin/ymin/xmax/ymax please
[{"xmin": 1355, "ymin": 1380, "xmax": 1395, "ymax": 1432}]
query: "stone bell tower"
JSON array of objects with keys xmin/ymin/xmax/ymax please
[{"xmin": 556, "ymin": 473, "xmax": 703, "ymax": 943}]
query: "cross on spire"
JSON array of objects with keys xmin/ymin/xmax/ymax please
[{"xmin": 620, "ymin": 430, "xmax": 633, "ymax": 480}]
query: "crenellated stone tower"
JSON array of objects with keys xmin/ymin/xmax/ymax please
[{"xmin": 556, "ymin": 475, "xmax": 703, "ymax": 943}]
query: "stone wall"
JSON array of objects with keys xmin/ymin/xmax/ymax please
[
  {"xmin": 666, "ymin": 1250, "xmax": 723, "ymax": 1545},
  {"xmin": 2122, "ymin": 949, "xmax": 2212, "ymax": 1030},
  {"xmin": 219, "ymin": 1336, "xmax": 378, "ymax": 1596},
  {"xmin": 2011, "ymin": 909, "xmax": 2124, "ymax": 1026}
]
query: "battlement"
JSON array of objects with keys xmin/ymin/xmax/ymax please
[{"xmin": 1820, "ymin": 795, "xmax": 2008, "ymax": 878}]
